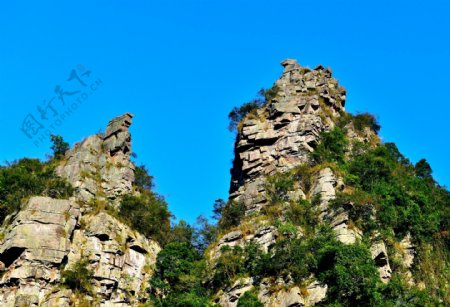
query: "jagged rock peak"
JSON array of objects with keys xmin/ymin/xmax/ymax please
[
  {"xmin": 230, "ymin": 58, "xmax": 347, "ymax": 206},
  {"xmin": 104, "ymin": 112, "xmax": 134, "ymax": 157},
  {"xmin": 105, "ymin": 112, "xmax": 133, "ymax": 139},
  {"xmin": 57, "ymin": 112, "xmax": 136, "ymax": 205}
]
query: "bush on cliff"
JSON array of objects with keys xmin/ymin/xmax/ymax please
[
  {"xmin": 119, "ymin": 193, "xmax": 171, "ymax": 245},
  {"xmin": 0, "ymin": 158, "xmax": 74, "ymax": 225},
  {"xmin": 228, "ymin": 86, "xmax": 279, "ymax": 132},
  {"xmin": 61, "ymin": 259, "xmax": 94, "ymax": 294}
]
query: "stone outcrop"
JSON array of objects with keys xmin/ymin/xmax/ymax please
[
  {"xmin": 370, "ymin": 241, "xmax": 392, "ymax": 283},
  {"xmin": 0, "ymin": 113, "xmax": 160, "ymax": 306},
  {"xmin": 258, "ymin": 281, "xmax": 327, "ymax": 307},
  {"xmin": 214, "ymin": 59, "xmax": 391, "ymax": 306},
  {"xmin": 217, "ymin": 277, "xmax": 254, "ymax": 307},
  {"xmin": 0, "ymin": 197, "xmax": 79, "ymax": 306},
  {"xmin": 230, "ymin": 59, "xmax": 346, "ymax": 214},
  {"xmin": 57, "ymin": 113, "xmax": 135, "ymax": 206},
  {"xmin": 217, "ymin": 277, "xmax": 327, "ymax": 307},
  {"xmin": 210, "ymin": 224, "xmax": 278, "ymax": 260}
]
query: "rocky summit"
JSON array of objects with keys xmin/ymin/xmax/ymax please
[{"xmin": 0, "ymin": 59, "xmax": 448, "ymax": 306}]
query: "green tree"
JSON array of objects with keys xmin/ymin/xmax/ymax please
[
  {"xmin": 193, "ymin": 215, "xmax": 217, "ymax": 255},
  {"xmin": 414, "ymin": 158, "xmax": 432, "ymax": 179},
  {"xmin": 50, "ymin": 134, "xmax": 69, "ymax": 160},
  {"xmin": 353, "ymin": 112, "xmax": 381, "ymax": 134},
  {"xmin": 317, "ymin": 243, "xmax": 381, "ymax": 306},
  {"xmin": 170, "ymin": 220, "xmax": 195, "ymax": 245},
  {"xmin": 312, "ymin": 127, "xmax": 348, "ymax": 164},
  {"xmin": 134, "ymin": 164, "xmax": 154, "ymax": 191},
  {"xmin": 218, "ymin": 200, "xmax": 246, "ymax": 230},
  {"xmin": 149, "ymin": 242, "xmax": 211, "ymax": 305},
  {"xmin": 212, "ymin": 198, "xmax": 226, "ymax": 221}
]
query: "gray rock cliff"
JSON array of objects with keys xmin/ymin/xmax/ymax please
[
  {"xmin": 213, "ymin": 59, "xmax": 390, "ymax": 306},
  {"xmin": 0, "ymin": 113, "xmax": 160, "ymax": 306}
]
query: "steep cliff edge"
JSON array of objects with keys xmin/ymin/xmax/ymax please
[{"xmin": 0, "ymin": 113, "xmax": 160, "ymax": 306}]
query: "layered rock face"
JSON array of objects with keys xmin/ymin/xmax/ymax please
[
  {"xmin": 0, "ymin": 113, "xmax": 160, "ymax": 306},
  {"xmin": 214, "ymin": 60, "xmax": 392, "ymax": 306},
  {"xmin": 57, "ymin": 113, "xmax": 135, "ymax": 206},
  {"xmin": 230, "ymin": 59, "xmax": 346, "ymax": 214}
]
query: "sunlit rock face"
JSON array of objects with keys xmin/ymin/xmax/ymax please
[
  {"xmin": 0, "ymin": 113, "xmax": 160, "ymax": 306},
  {"xmin": 215, "ymin": 60, "xmax": 390, "ymax": 306},
  {"xmin": 230, "ymin": 59, "xmax": 346, "ymax": 214},
  {"xmin": 57, "ymin": 113, "xmax": 135, "ymax": 207}
]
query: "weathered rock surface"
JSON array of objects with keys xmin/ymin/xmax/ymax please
[
  {"xmin": 399, "ymin": 233, "xmax": 416, "ymax": 285},
  {"xmin": 217, "ymin": 277, "xmax": 254, "ymax": 307},
  {"xmin": 66, "ymin": 212, "xmax": 160, "ymax": 305},
  {"xmin": 370, "ymin": 241, "xmax": 392, "ymax": 283},
  {"xmin": 230, "ymin": 60, "xmax": 346, "ymax": 214},
  {"xmin": 211, "ymin": 224, "xmax": 278, "ymax": 259},
  {"xmin": 257, "ymin": 279, "xmax": 327, "ymax": 307},
  {"xmin": 0, "ymin": 113, "xmax": 160, "ymax": 306},
  {"xmin": 0, "ymin": 197, "xmax": 80, "ymax": 306},
  {"xmin": 57, "ymin": 113, "xmax": 135, "ymax": 206},
  {"xmin": 215, "ymin": 60, "xmax": 388, "ymax": 306}
]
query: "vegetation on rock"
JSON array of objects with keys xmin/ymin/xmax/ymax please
[
  {"xmin": 0, "ymin": 158, "xmax": 74, "ymax": 225},
  {"xmin": 61, "ymin": 259, "xmax": 94, "ymax": 294},
  {"xmin": 228, "ymin": 86, "xmax": 279, "ymax": 132},
  {"xmin": 50, "ymin": 134, "xmax": 70, "ymax": 160}
]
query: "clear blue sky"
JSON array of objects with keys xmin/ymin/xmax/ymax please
[{"xmin": 1, "ymin": 1, "xmax": 449, "ymax": 224}]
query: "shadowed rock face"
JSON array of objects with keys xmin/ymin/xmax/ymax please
[{"xmin": 0, "ymin": 113, "xmax": 161, "ymax": 307}]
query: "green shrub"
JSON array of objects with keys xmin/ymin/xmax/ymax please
[
  {"xmin": 312, "ymin": 127, "xmax": 348, "ymax": 164},
  {"xmin": 218, "ymin": 200, "xmax": 246, "ymax": 231},
  {"xmin": 317, "ymin": 242, "xmax": 381, "ymax": 306},
  {"xmin": 158, "ymin": 292, "xmax": 213, "ymax": 307},
  {"xmin": 228, "ymin": 86, "xmax": 279, "ymax": 132},
  {"xmin": 263, "ymin": 85, "xmax": 279, "ymax": 102},
  {"xmin": 228, "ymin": 100, "xmax": 263, "ymax": 131},
  {"xmin": 61, "ymin": 259, "xmax": 93, "ymax": 294},
  {"xmin": 238, "ymin": 291, "xmax": 264, "ymax": 307},
  {"xmin": 331, "ymin": 191, "xmax": 377, "ymax": 233},
  {"xmin": 0, "ymin": 158, "xmax": 74, "ymax": 224},
  {"xmin": 212, "ymin": 245, "xmax": 245, "ymax": 288},
  {"xmin": 286, "ymin": 198, "xmax": 318, "ymax": 234},
  {"xmin": 353, "ymin": 112, "xmax": 381, "ymax": 134},
  {"xmin": 266, "ymin": 171, "xmax": 295, "ymax": 204},
  {"xmin": 119, "ymin": 193, "xmax": 171, "ymax": 244}
]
